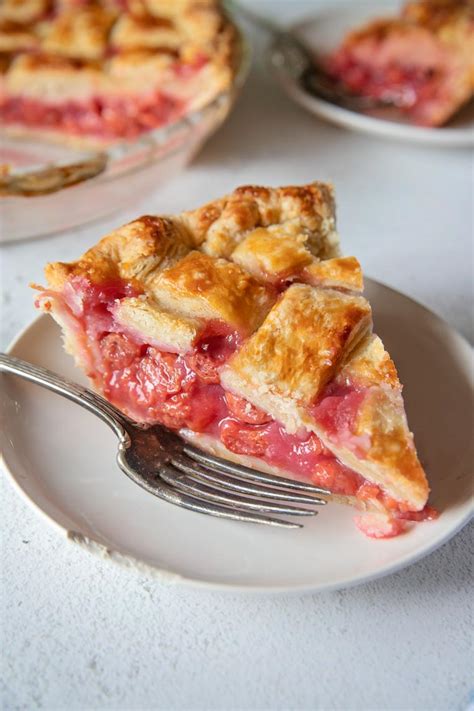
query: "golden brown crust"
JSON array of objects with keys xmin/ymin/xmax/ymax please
[
  {"xmin": 39, "ymin": 181, "xmax": 429, "ymax": 511},
  {"xmin": 221, "ymin": 284, "xmax": 372, "ymax": 431},
  {"xmin": 337, "ymin": 335, "xmax": 400, "ymax": 389},
  {"xmin": 110, "ymin": 13, "xmax": 181, "ymax": 51},
  {"xmin": 354, "ymin": 387, "xmax": 429, "ymax": 509},
  {"xmin": 0, "ymin": 0, "xmax": 50, "ymax": 24},
  {"xmin": 230, "ymin": 226, "xmax": 314, "ymax": 282},
  {"xmin": 5, "ymin": 52, "xmax": 110, "ymax": 101},
  {"xmin": 143, "ymin": 1, "xmax": 216, "ymax": 20},
  {"xmin": 402, "ymin": 0, "xmax": 474, "ymax": 35},
  {"xmin": 181, "ymin": 182, "xmax": 339, "ymax": 259},
  {"xmin": 42, "ymin": 7, "xmax": 118, "ymax": 61},
  {"xmin": 344, "ymin": 1, "xmax": 473, "ymax": 49},
  {"xmin": 114, "ymin": 295, "xmax": 202, "ymax": 353},
  {"xmin": 151, "ymin": 251, "xmax": 275, "ymax": 334},
  {"xmin": 45, "ymin": 214, "xmax": 194, "ymax": 288},
  {"xmin": 0, "ymin": 21, "xmax": 39, "ymax": 52},
  {"xmin": 303, "ymin": 256, "xmax": 364, "ymax": 292},
  {"xmin": 45, "ymin": 182, "xmax": 340, "ymax": 289}
]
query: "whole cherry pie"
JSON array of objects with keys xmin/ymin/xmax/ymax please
[
  {"xmin": 34, "ymin": 182, "xmax": 435, "ymax": 538},
  {"xmin": 0, "ymin": 0, "xmax": 237, "ymax": 145},
  {"xmin": 326, "ymin": 0, "xmax": 474, "ymax": 127}
]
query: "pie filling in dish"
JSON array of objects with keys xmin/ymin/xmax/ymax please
[
  {"xmin": 325, "ymin": 0, "xmax": 474, "ymax": 127},
  {"xmin": 34, "ymin": 182, "xmax": 436, "ymax": 538},
  {"xmin": 0, "ymin": 0, "xmax": 237, "ymax": 145}
]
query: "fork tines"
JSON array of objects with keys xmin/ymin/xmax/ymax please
[{"xmin": 159, "ymin": 443, "xmax": 331, "ymax": 528}]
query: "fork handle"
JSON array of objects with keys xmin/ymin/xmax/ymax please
[{"xmin": 0, "ymin": 353, "xmax": 128, "ymax": 439}]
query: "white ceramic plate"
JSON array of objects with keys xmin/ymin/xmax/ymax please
[
  {"xmin": 1, "ymin": 279, "xmax": 473, "ymax": 593},
  {"xmin": 269, "ymin": 3, "xmax": 474, "ymax": 148}
]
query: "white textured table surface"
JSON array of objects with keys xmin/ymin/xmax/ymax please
[{"xmin": 1, "ymin": 3, "xmax": 473, "ymax": 710}]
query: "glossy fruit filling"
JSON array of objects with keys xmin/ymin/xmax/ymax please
[
  {"xmin": 326, "ymin": 53, "xmax": 443, "ymax": 125},
  {"xmin": 1, "ymin": 59, "xmax": 207, "ymax": 140},
  {"xmin": 312, "ymin": 382, "xmax": 371, "ymax": 459},
  {"xmin": 38, "ymin": 277, "xmax": 436, "ymax": 536},
  {"xmin": 1, "ymin": 92, "xmax": 185, "ymax": 140}
]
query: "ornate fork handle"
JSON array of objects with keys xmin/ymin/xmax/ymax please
[{"xmin": 0, "ymin": 353, "xmax": 129, "ymax": 440}]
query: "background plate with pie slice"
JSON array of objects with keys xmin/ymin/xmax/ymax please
[
  {"xmin": 1, "ymin": 278, "xmax": 472, "ymax": 593},
  {"xmin": 268, "ymin": 3, "xmax": 474, "ymax": 148}
]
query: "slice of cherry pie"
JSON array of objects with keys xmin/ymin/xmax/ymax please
[
  {"xmin": 0, "ymin": 0, "xmax": 237, "ymax": 146},
  {"xmin": 325, "ymin": 0, "xmax": 474, "ymax": 127},
  {"xmin": 34, "ymin": 182, "xmax": 434, "ymax": 538}
]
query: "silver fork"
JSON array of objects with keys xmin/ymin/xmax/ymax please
[{"xmin": 0, "ymin": 354, "xmax": 330, "ymax": 529}]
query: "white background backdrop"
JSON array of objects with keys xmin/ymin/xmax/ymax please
[{"xmin": 1, "ymin": 2, "xmax": 473, "ymax": 709}]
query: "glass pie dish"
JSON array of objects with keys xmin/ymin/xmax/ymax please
[{"xmin": 0, "ymin": 30, "xmax": 249, "ymax": 244}]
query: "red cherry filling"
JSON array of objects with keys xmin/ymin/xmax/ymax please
[
  {"xmin": 354, "ymin": 513, "xmax": 407, "ymax": 539},
  {"xmin": 327, "ymin": 54, "xmax": 437, "ymax": 104},
  {"xmin": 312, "ymin": 384, "xmax": 370, "ymax": 458},
  {"xmin": 0, "ymin": 56, "xmax": 208, "ymax": 140},
  {"xmin": 100, "ymin": 333, "xmax": 143, "ymax": 370},
  {"xmin": 219, "ymin": 418, "xmax": 269, "ymax": 458},
  {"xmin": 224, "ymin": 392, "xmax": 271, "ymax": 425},
  {"xmin": 325, "ymin": 51, "xmax": 445, "ymax": 125},
  {"xmin": 185, "ymin": 324, "xmax": 241, "ymax": 384}
]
